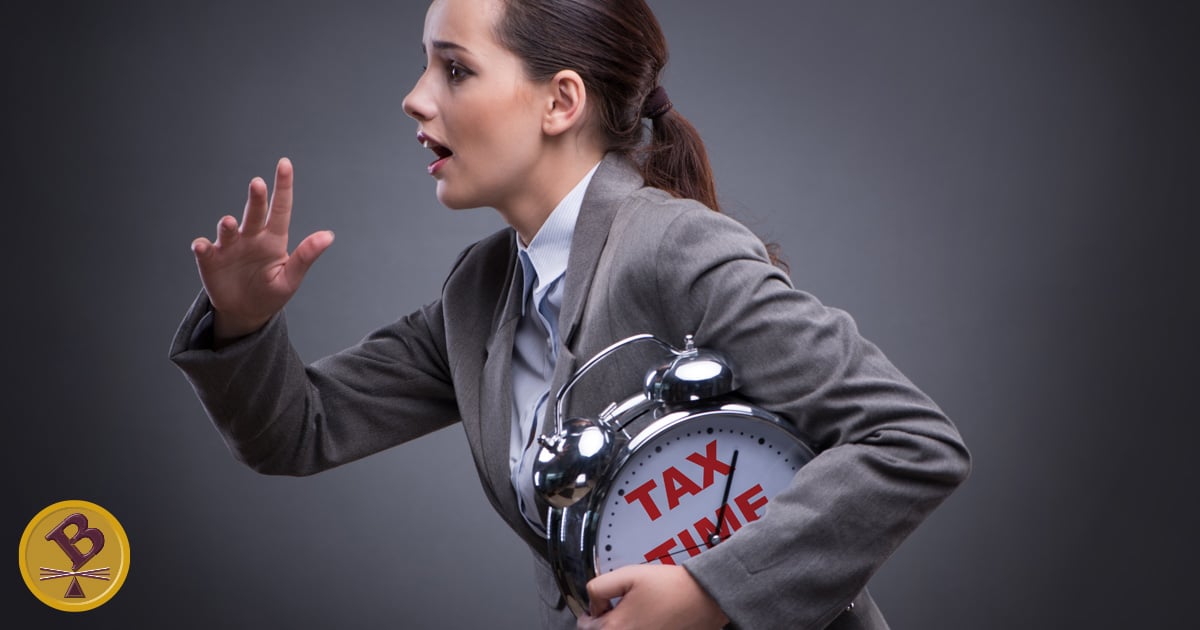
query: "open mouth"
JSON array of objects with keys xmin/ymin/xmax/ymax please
[{"xmin": 417, "ymin": 131, "xmax": 453, "ymax": 175}]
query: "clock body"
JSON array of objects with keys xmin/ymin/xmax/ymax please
[{"xmin": 545, "ymin": 396, "xmax": 815, "ymax": 617}]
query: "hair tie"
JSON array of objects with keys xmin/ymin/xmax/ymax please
[{"xmin": 641, "ymin": 86, "xmax": 672, "ymax": 119}]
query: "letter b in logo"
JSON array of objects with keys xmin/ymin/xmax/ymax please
[{"xmin": 45, "ymin": 513, "xmax": 106, "ymax": 571}]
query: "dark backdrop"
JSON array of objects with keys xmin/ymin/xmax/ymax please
[{"xmin": 3, "ymin": 1, "xmax": 1196, "ymax": 628}]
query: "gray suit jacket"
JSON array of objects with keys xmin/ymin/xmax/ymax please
[{"xmin": 171, "ymin": 153, "xmax": 969, "ymax": 629}]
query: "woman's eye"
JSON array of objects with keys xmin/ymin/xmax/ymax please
[{"xmin": 447, "ymin": 62, "xmax": 470, "ymax": 82}]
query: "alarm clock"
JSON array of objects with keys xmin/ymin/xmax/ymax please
[{"xmin": 533, "ymin": 334, "xmax": 816, "ymax": 617}]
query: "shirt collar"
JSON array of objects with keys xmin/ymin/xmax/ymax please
[{"xmin": 517, "ymin": 162, "xmax": 602, "ymax": 309}]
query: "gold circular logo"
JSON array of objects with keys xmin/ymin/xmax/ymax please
[{"xmin": 18, "ymin": 500, "xmax": 130, "ymax": 612}]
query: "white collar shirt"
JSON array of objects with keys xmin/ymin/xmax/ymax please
[{"xmin": 510, "ymin": 162, "xmax": 601, "ymax": 535}]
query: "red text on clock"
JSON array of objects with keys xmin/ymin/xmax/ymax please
[
  {"xmin": 623, "ymin": 440, "xmax": 732, "ymax": 521},
  {"xmin": 642, "ymin": 482, "xmax": 770, "ymax": 565}
]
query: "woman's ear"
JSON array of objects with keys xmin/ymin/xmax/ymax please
[{"xmin": 543, "ymin": 69, "xmax": 588, "ymax": 137}]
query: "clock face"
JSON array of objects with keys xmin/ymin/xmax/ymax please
[{"xmin": 591, "ymin": 408, "xmax": 813, "ymax": 574}]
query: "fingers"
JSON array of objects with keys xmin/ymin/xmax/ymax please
[
  {"xmin": 587, "ymin": 570, "xmax": 631, "ymax": 617},
  {"xmin": 240, "ymin": 176, "xmax": 269, "ymax": 235},
  {"xmin": 587, "ymin": 597, "xmax": 614, "ymax": 619},
  {"xmin": 281, "ymin": 230, "xmax": 334, "ymax": 290},
  {"xmin": 587, "ymin": 568, "xmax": 634, "ymax": 602},
  {"xmin": 266, "ymin": 157, "xmax": 294, "ymax": 236},
  {"xmin": 234, "ymin": 158, "xmax": 294, "ymax": 238},
  {"xmin": 213, "ymin": 215, "xmax": 239, "ymax": 247},
  {"xmin": 191, "ymin": 237, "xmax": 213, "ymax": 259}
]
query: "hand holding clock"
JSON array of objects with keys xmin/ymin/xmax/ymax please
[{"xmin": 578, "ymin": 564, "xmax": 729, "ymax": 629}]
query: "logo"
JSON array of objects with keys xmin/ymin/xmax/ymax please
[{"xmin": 18, "ymin": 500, "xmax": 130, "ymax": 612}]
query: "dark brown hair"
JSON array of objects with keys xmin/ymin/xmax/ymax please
[{"xmin": 494, "ymin": 0, "xmax": 786, "ymax": 269}]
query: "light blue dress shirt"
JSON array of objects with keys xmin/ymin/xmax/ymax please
[{"xmin": 510, "ymin": 162, "xmax": 601, "ymax": 534}]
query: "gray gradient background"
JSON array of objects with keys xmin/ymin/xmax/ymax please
[{"xmin": 3, "ymin": 1, "xmax": 1196, "ymax": 628}]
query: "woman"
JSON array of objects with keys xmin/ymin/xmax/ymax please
[{"xmin": 171, "ymin": 0, "xmax": 970, "ymax": 628}]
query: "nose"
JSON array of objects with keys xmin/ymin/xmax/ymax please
[{"xmin": 403, "ymin": 72, "xmax": 435, "ymax": 122}]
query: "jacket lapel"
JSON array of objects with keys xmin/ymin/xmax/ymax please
[
  {"xmin": 544, "ymin": 154, "xmax": 644, "ymax": 427},
  {"xmin": 479, "ymin": 256, "xmax": 526, "ymax": 535},
  {"xmin": 558, "ymin": 154, "xmax": 644, "ymax": 350}
]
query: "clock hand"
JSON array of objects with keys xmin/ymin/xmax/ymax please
[
  {"xmin": 640, "ymin": 542, "xmax": 712, "ymax": 563},
  {"xmin": 708, "ymin": 449, "xmax": 739, "ymax": 546}
]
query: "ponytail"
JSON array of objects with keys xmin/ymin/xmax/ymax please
[{"xmin": 641, "ymin": 110, "xmax": 720, "ymax": 213}]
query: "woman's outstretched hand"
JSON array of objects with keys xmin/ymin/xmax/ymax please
[{"xmin": 190, "ymin": 158, "xmax": 334, "ymax": 343}]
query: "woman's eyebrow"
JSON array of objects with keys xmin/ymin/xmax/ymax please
[{"xmin": 423, "ymin": 40, "xmax": 470, "ymax": 54}]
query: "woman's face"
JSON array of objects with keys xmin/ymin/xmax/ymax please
[{"xmin": 403, "ymin": 0, "xmax": 547, "ymax": 211}]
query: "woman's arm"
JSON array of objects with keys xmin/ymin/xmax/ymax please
[
  {"xmin": 590, "ymin": 199, "xmax": 970, "ymax": 629},
  {"xmin": 169, "ymin": 292, "xmax": 460, "ymax": 476}
]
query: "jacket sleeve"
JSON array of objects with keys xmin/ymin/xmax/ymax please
[
  {"xmin": 644, "ymin": 206, "xmax": 971, "ymax": 629},
  {"xmin": 168, "ymin": 290, "xmax": 460, "ymax": 476}
]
